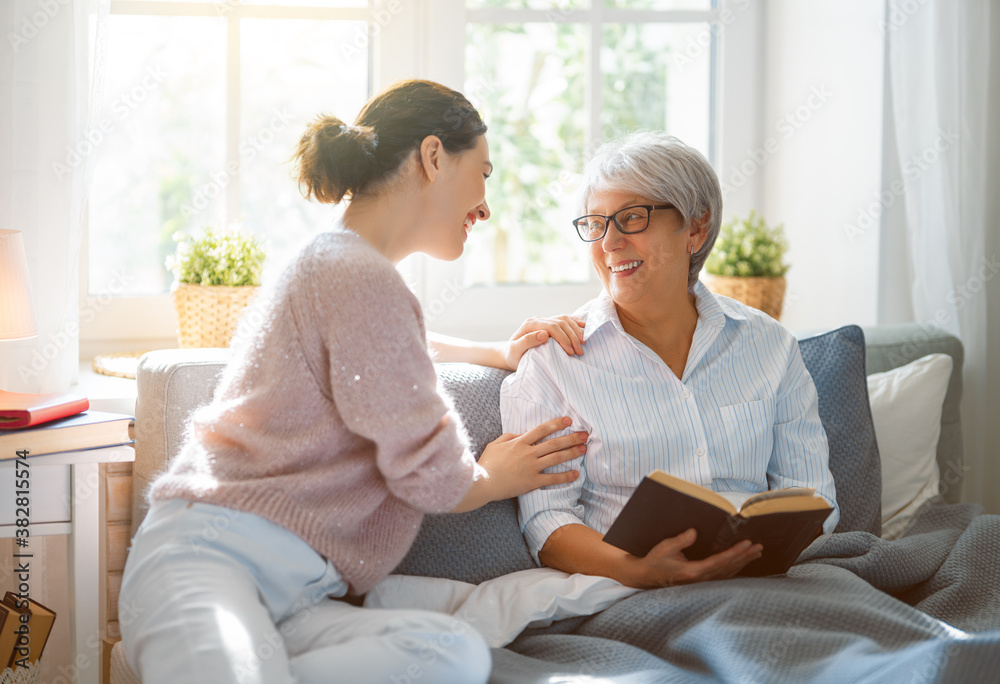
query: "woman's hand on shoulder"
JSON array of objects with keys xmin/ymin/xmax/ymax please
[
  {"xmin": 452, "ymin": 417, "xmax": 586, "ymax": 512},
  {"xmin": 481, "ymin": 416, "xmax": 586, "ymax": 500},
  {"xmin": 502, "ymin": 315, "xmax": 586, "ymax": 370},
  {"xmin": 628, "ymin": 530, "xmax": 763, "ymax": 589}
]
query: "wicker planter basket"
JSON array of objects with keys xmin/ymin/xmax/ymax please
[
  {"xmin": 172, "ymin": 283, "xmax": 259, "ymax": 348},
  {"xmin": 705, "ymin": 275, "xmax": 786, "ymax": 321},
  {"xmin": 1, "ymin": 662, "xmax": 40, "ymax": 684}
]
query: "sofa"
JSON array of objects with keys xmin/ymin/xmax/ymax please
[{"xmin": 110, "ymin": 323, "xmax": 999, "ymax": 683}]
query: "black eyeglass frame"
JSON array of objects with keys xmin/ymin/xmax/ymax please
[{"xmin": 572, "ymin": 204, "xmax": 676, "ymax": 242}]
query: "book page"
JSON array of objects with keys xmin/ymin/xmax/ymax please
[
  {"xmin": 716, "ymin": 491, "xmax": 755, "ymax": 510},
  {"xmin": 739, "ymin": 490, "xmax": 831, "ymax": 518},
  {"xmin": 741, "ymin": 487, "xmax": 816, "ymax": 507},
  {"xmin": 740, "ymin": 495, "xmax": 832, "ymax": 517},
  {"xmin": 647, "ymin": 470, "xmax": 738, "ymax": 515},
  {"xmin": 714, "ymin": 488, "xmax": 817, "ymax": 512}
]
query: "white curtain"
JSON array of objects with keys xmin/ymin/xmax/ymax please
[
  {"xmin": 0, "ymin": 1, "xmax": 108, "ymax": 680},
  {"xmin": 882, "ymin": 0, "xmax": 1000, "ymax": 513},
  {"xmin": 0, "ymin": 0, "xmax": 109, "ymax": 393}
]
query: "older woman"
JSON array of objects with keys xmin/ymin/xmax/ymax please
[{"xmin": 500, "ymin": 132, "xmax": 839, "ymax": 590}]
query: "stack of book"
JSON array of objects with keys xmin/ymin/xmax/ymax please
[
  {"xmin": 0, "ymin": 592, "xmax": 56, "ymax": 671},
  {"xmin": 0, "ymin": 390, "xmax": 133, "ymax": 460}
]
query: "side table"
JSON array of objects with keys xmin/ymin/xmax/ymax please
[{"xmin": 0, "ymin": 445, "xmax": 135, "ymax": 684}]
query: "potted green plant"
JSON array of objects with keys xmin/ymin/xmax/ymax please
[
  {"xmin": 704, "ymin": 210, "xmax": 789, "ymax": 320},
  {"xmin": 167, "ymin": 224, "xmax": 266, "ymax": 348}
]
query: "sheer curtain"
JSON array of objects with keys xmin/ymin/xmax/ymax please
[
  {"xmin": 0, "ymin": 0, "xmax": 108, "ymax": 680},
  {"xmin": 881, "ymin": 0, "xmax": 999, "ymax": 513},
  {"xmin": 1, "ymin": 0, "xmax": 108, "ymax": 393}
]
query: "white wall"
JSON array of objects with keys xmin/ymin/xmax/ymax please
[{"xmin": 758, "ymin": 0, "xmax": 885, "ymax": 332}]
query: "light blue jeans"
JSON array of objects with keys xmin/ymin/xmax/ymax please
[{"xmin": 119, "ymin": 499, "xmax": 490, "ymax": 684}]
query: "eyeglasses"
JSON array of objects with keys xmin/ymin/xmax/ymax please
[{"xmin": 572, "ymin": 204, "xmax": 675, "ymax": 242}]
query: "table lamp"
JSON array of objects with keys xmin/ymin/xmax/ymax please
[{"xmin": 0, "ymin": 229, "xmax": 37, "ymax": 388}]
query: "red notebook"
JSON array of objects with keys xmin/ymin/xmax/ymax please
[{"xmin": 0, "ymin": 390, "xmax": 90, "ymax": 430}]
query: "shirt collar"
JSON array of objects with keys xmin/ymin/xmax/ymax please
[
  {"xmin": 579, "ymin": 292, "xmax": 622, "ymax": 342},
  {"xmin": 581, "ymin": 279, "xmax": 747, "ymax": 342},
  {"xmin": 692, "ymin": 279, "xmax": 748, "ymax": 327}
]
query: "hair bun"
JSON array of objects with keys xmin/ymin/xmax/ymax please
[
  {"xmin": 293, "ymin": 115, "xmax": 380, "ymax": 204},
  {"xmin": 342, "ymin": 123, "xmax": 378, "ymax": 153},
  {"xmin": 294, "ymin": 80, "xmax": 487, "ymax": 205}
]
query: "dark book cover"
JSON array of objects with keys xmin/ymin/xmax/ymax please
[
  {"xmin": 603, "ymin": 475, "xmax": 831, "ymax": 577},
  {"xmin": 0, "ymin": 604, "xmax": 14, "ymax": 670},
  {"xmin": 2, "ymin": 592, "xmax": 57, "ymax": 668}
]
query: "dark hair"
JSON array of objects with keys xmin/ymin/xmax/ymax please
[{"xmin": 293, "ymin": 79, "xmax": 488, "ymax": 204}]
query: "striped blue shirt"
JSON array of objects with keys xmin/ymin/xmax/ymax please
[{"xmin": 501, "ymin": 280, "xmax": 839, "ymax": 563}]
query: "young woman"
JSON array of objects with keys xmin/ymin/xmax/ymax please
[{"xmin": 119, "ymin": 79, "xmax": 588, "ymax": 684}]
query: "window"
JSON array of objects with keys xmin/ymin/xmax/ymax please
[
  {"xmin": 84, "ymin": 0, "xmax": 373, "ymax": 349},
  {"xmin": 462, "ymin": 0, "xmax": 715, "ymax": 287},
  {"xmin": 84, "ymin": 0, "xmax": 758, "ymax": 350},
  {"xmin": 417, "ymin": 0, "xmax": 742, "ymax": 339}
]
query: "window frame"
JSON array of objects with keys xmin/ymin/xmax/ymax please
[
  {"xmin": 414, "ymin": 0, "xmax": 762, "ymax": 340},
  {"xmin": 81, "ymin": 0, "xmax": 386, "ymax": 356},
  {"xmin": 81, "ymin": 0, "xmax": 761, "ymax": 354}
]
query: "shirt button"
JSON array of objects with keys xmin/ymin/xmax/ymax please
[
  {"xmin": 680, "ymin": 389, "xmax": 692, "ymax": 399},
  {"xmin": 695, "ymin": 447, "xmax": 706, "ymax": 457}
]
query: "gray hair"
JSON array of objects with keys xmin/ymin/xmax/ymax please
[{"xmin": 579, "ymin": 132, "xmax": 722, "ymax": 289}]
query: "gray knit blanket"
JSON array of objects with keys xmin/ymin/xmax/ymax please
[{"xmin": 490, "ymin": 499, "xmax": 1000, "ymax": 683}]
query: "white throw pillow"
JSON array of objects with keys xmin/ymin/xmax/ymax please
[{"xmin": 867, "ymin": 353, "xmax": 953, "ymax": 540}]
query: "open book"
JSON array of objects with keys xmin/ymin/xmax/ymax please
[{"xmin": 602, "ymin": 470, "xmax": 833, "ymax": 577}]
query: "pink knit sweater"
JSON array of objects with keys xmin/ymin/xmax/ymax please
[{"xmin": 151, "ymin": 229, "xmax": 477, "ymax": 594}]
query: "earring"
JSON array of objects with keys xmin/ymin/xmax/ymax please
[{"xmin": 688, "ymin": 244, "xmax": 696, "ymax": 255}]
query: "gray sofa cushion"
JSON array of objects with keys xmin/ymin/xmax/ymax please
[
  {"xmin": 798, "ymin": 325, "xmax": 882, "ymax": 535},
  {"xmin": 396, "ymin": 324, "xmax": 884, "ymax": 583},
  {"xmin": 393, "ymin": 364, "xmax": 536, "ymax": 582}
]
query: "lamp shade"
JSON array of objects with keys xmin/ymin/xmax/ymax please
[{"xmin": 0, "ymin": 230, "xmax": 37, "ymax": 340}]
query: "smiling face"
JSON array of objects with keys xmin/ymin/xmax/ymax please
[
  {"xmin": 587, "ymin": 188, "xmax": 696, "ymax": 313},
  {"xmin": 422, "ymin": 135, "xmax": 493, "ymax": 261}
]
